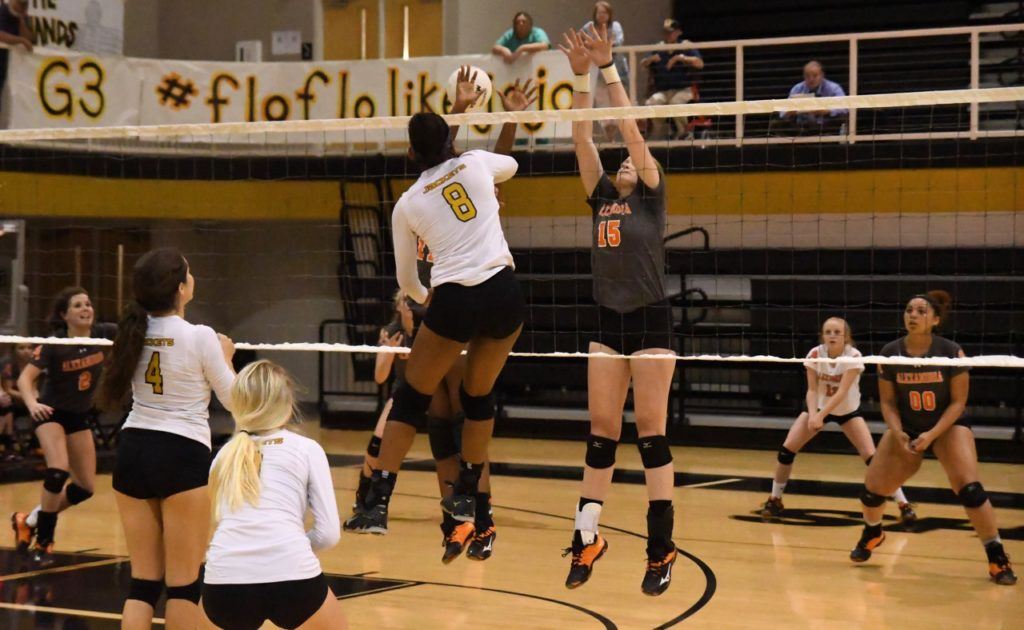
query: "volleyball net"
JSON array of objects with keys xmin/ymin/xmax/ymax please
[{"xmin": 1, "ymin": 87, "xmax": 1022, "ymax": 428}]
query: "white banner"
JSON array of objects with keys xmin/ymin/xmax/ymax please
[
  {"xmin": 7, "ymin": 49, "xmax": 577, "ymax": 139},
  {"xmin": 28, "ymin": 0, "xmax": 124, "ymax": 56}
]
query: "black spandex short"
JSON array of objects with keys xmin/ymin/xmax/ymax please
[
  {"xmin": 904, "ymin": 417, "xmax": 973, "ymax": 442},
  {"xmin": 825, "ymin": 410, "xmax": 862, "ymax": 426},
  {"xmin": 202, "ymin": 573, "xmax": 328, "ymax": 630},
  {"xmin": 423, "ymin": 267, "xmax": 525, "ymax": 343},
  {"xmin": 34, "ymin": 409, "xmax": 92, "ymax": 434},
  {"xmin": 113, "ymin": 428, "xmax": 210, "ymax": 499},
  {"xmin": 595, "ymin": 301, "xmax": 674, "ymax": 355}
]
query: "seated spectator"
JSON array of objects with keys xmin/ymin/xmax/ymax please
[
  {"xmin": 582, "ymin": 2, "xmax": 628, "ymax": 139},
  {"xmin": 641, "ymin": 19, "xmax": 703, "ymax": 140},
  {"xmin": 777, "ymin": 60, "xmax": 848, "ymax": 135},
  {"xmin": 492, "ymin": 12, "xmax": 550, "ymax": 64}
]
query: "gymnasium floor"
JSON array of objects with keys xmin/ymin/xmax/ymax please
[{"xmin": 1, "ymin": 423, "xmax": 1021, "ymax": 629}]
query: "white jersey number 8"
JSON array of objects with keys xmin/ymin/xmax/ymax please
[{"xmin": 442, "ymin": 182, "xmax": 478, "ymax": 222}]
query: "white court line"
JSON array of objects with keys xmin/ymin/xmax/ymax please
[
  {"xmin": 683, "ymin": 478, "xmax": 743, "ymax": 489},
  {"xmin": 0, "ymin": 602, "xmax": 165, "ymax": 625}
]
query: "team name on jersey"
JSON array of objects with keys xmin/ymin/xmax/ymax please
[
  {"xmin": 145, "ymin": 338, "xmax": 175, "ymax": 347},
  {"xmin": 61, "ymin": 351, "xmax": 104, "ymax": 372},
  {"xmin": 597, "ymin": 201, "xmax": 633, "ymax": 217},
  {"xmin": 260, "ymin": 437, "xmax": 284, "ymax": 446},
  {"xmin": 896, "ymin": 371, "xmax": 944, "ymax": 384},
  {"xmin": 422, "ymin": 163, "xmax": 466, "ymax": 194},
  {"xmin": 819, "ymin": 373, "xmax": 843, "ymax": 384}
]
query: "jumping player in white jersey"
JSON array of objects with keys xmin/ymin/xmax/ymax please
[
  {"xmin": 201, "ymin": 360, "xmax": 346, "ymax": 629},
  {"xmin": 94, "ymin": 248, "xmax": 236, "ymax": 630},
  {"xmin": 760, "ymin": 317, "xmax": 916, "ymax": 526},
  {"xmin": 347, "ymin": 72, "xmax": 534, "ymax": 543}
]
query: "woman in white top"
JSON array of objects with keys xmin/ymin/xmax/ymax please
[
  {"xmin": 760, "ymin": 317, "xmax": 915, "ymax": 525},
  {"xmin": 201, "ymin": 360, "xmax": 345, "ymax": 630},
  {"xmin": 95, "ymin": 248, "xmax": 235, "ymax": 630}
]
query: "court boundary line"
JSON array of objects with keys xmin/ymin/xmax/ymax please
[
  {"xmin": 0, "ymin": 557, "xmax": 124, "ymax": 581},
  {"xmin": 0, "ymin": 601, "xmax": 165, "ymax": 625}
]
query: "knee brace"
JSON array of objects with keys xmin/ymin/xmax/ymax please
[
  {"xmin": 459, "ymin": 385, "xmax": 495, "ymax": 421},
  {"xmin": 366, "ymin": 435, "xmax": 382, "ymax": 458},
  {"xmin": 585, "ymin": 435, "xmax": 618, "ymax": 469},
  {"xmin": 777, "ymin": 446, "xmax": 796, "ymax": 466},
  {"xmin": 127, "ymin": 578, "xmax": 163, "ymax": 608},
  {"xmin": 43, "ymin": 468, "xmax": 70, "ymax": 494},
  {"xmin": 66, "ymin": 483, "xmax": 93, "ymax": 506},
  {"xmin": 388, "ymin": 382, "xmax": 432, "ymax": 428},
  {"xmin": 638, "ymin": 435, "xmax": 673, "ymax": 469},
  {"xmin": 860, "ymin": 487, "xmax": 887, "ymax": 508},
  {"xmin": 428, "ymin": 417, "xmax": 460, "ymax": 460},
  {"xmin": 166, "ymin": 578, "xmax": 201, "ymax": 604},
  {"xmin": 958, "ymin": 481, "xmax": 989, "ymax": 509}
]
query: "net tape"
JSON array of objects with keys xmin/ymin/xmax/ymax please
[
  {"xmin": 2, "ymin": 336, "xmax": 1020, "ymax": 368},
  {"xmin": 0, "ymin": 87, "xmax": 1020, "ymax": 142}
]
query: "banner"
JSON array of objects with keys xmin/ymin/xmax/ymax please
[
  {"xmin": 28, "ymin": 0, "xmax": 124, "ymax": 55},
  {"xmin": 7, "ymin": 48, "xmax": 577, "ymax": 139}
]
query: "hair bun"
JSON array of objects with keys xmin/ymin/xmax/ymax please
[{"xmin": 926, "ymin": 289, "xmax": 952, "ymax": 319}]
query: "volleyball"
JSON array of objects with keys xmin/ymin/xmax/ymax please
[{"xmin": 446, "ymin": 65, "xmax": 492, "ymax": 112}]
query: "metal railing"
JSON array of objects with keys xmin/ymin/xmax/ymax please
[{"xmin": 613, "ymin": 22, "xmax": 1024, "ymax": 144}]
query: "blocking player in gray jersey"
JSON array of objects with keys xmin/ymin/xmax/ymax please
[
  {"xmin": 850, "ymin": 291, "xmax": 1016, "ymax": 585},
  {"xmin": 559, "ymin": 24, "xmax": 678, "ymax": 596}
]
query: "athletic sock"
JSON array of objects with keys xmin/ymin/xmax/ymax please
[
  {"xmin": 893, "ymin": 488, "xmax": 909, "ymax": 505},
  {"xmin": 646, "ymin": 500, "xmax": 675, "ymax": 558},
  {"xmin": 441, "ymin": 511, "xmax": 459, "ymax": 537},
  {"xmin": 771, "ymin": 482, "xmax": 786, "ymax": 499},
  {"xmin": 367, "ymin": 470, "xmax": 397, "ymax": 507},
  {"xmin": 455, "ymin": 461, "xmax": 483, "ymax": 496},
  {"xmin": 26, "ymin": 505, "xmax": 41, "ymax": 528},
  {"xmin": 35, "ymin": 511, "xmax": 57, "ymax": 545},
  {"xmin": 474, "ymin": 492, "xmax": 493, "ymax": 530}
]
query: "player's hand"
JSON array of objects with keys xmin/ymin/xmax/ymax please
[
  {"xmin": 910, "ymin": 431, "xmax": 935, "ymax": 454},
  {"xmin": 499, "ymin": 78, "xmax": 538, "ymax": 112},
  {"xmin": 452, "ymin": 65, "xmax": 485, "ymax": 113},
  {"xmin": 579, "ymin": 23, "xmax": 614, "ymax": 68},
  {"xmin": 807, "ymin": 413, "xmax": 824, "ymax": 431},
  {"xmin": 895, "ymin": 430, "xmax": 916, "ymax": 454},
  {"xmin": 217, "ymin": 333, "xmax": 236, "ymax": 364},
  {"xmin": 558, "ymin": 28, "xmax": 591, "ymax": 75},
  {"xmin": 382, "ymin": 331, "xmax": 404, "ymax": 347},
  {"xmin": 28, "ymin": 401, "xmax": 53, "ymax": 422}
]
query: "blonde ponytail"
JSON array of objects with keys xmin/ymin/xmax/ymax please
[{"xmin": 209, "ymin": 360, "xmax": 298, "ymax": 522}]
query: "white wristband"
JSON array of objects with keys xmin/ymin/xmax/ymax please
[
  {"xmin": 573, "ymin": 74, "xmax": 591, "ymax": 93},
  {"xmin": 600, "ymin": 63, "xmax": 620, "ymax": 85}
]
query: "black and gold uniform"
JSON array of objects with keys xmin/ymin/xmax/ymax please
[{"xmin": 878, "ymin": 335, "xmax": 970, "ymax": 439}]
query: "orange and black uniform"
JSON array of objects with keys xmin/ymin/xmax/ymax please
[
  {"xmin": 878, "ymin": 335, "xmax": 970, "ymax": 439},
  {"xmin": 29, "ymin": 324, "xmax": 117, "ymax": 433}
]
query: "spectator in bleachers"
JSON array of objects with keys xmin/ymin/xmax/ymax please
[
  {"xmin": 492, "ymin": 12, "xmax": 550, "ymax": 64},
  {"xmin": 777, "ymin": 60, "xmax": 848, "ymax": 135},
  {"xmin": 582, "ymin": 2, "xmax": 629, "ymax": 139},
  {"xmin": 641, "ymin": 19, "xmax": 703, "ymax": 140},
  {"xmin": 0, "ymin": 0, "xmax": 34, "ymax": 112},
  {"xmin": 0, "ymin": 343, "xmax": 33, "ymax": 461}
]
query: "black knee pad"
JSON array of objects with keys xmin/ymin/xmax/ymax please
[
  {"xmin": 428, "ymin": 417, "xmax": 460, "ymax": 460},
  {"xmin": 460, "ymin": 385, "xmax": 496, "ymax": 421},
  {"xmin": 43, "ymin": 468, "xmax": 70, "ymax": 494},
  {"xmin": 777, "ymin": 446, "xmax": 796, "ymax": 465},
  {"xmin": 958, "ymin": 481, "xmax": 989, "ymax": 509},
  {"xmin": 366, "ymin": 435, "xmax": 382, "ymax": 458},
  {"xmin": 388, "ymin": 382, "xmax": 432, "ymax": 428},
  {"xmin": 860, "ymin": 487, "xmax": 886, "ymax": 508},
  {"xmin": 127, "ymin": 578, "xmax": 163, "ymax": 608},
  {"xmin": 638, "ymin": 435, "xmax": 673, "ymax": 469},
  {"xmin": 66, "ymin": 483, "xmax": 93, "ymax": 506},
  {"xmin": 166, "ymin": 578, "xmax": 201, "ymax": 604},
  {"xmin": 585, "ymin": 435, "xmax": 617, "ymax": 469}
]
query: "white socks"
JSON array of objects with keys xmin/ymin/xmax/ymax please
[
  {"xmin": 26, "ymin": 505, "xmax": 41, "ymax": 528},
  {"xmin": 893, "ymin": 488, "xmax": 908, "ymax": 505},
  {"xmin": 771, "ymin": 482, "xmax": 786, "ymax": 499},
  {"xmin": 574, "ymin": 502, "xmax": 602, "ymax": 546}
]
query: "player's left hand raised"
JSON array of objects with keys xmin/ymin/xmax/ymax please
[
  {"xmin": 579, "ymin": 23, "xmax": 614, "ymax": 68},
  {"xmin": 452, "ymin": 65, "xmax": 485, "ymax": 113},
  {"xmin": 499, "ymin": 78, "xmax": 538, "ymax": 112}
]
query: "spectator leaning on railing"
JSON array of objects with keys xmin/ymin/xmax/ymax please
[
  {"xmin": 492, "ymin": 12, "xmax": 550, "ymax": 64},
  {"xmin": 641, "ymin": 19, "xmax": 703, "ymax": 140},
  {"xmin": 0, "ymin": 0, "xmax": 33, "ymax": 110},
  {"xmin": 777, "ymin": 60, "xmax": 848, "ymax": 134}
]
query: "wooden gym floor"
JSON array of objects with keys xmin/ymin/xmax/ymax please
[{"xmin": 0, "ymin": 422, "xmax": 1021, "ymax": 629}]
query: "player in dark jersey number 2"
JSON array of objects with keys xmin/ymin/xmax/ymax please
[
  {"xmin": 12, "ymin": 287, "xmax": 116, "ymax": 565},
  {"xmin": 561, "ymin": 24, "xmax": 678, "ymax": 596},
  {"xmin": 850, "ymin": 291, "xmax": 1016, "ymax": 585}
]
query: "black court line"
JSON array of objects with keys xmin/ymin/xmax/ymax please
[
  {"xmin": 391, "ymin": 490, "xmax": 716, "ymax": 629},
  {"xmin": 388, "ymin": 458, "xmax": 1024, "ymax": 510}
]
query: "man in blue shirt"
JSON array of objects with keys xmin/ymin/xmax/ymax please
[
  {"xmin": 778, "ymin": 60, "xmax": 848, "ymax": 134},
  {"xmin": 492, "ymin": 12, "xmax": 550, "ymax": 64},
  {"xmin": 641, "ymin": 19, "xmax": 703, "ymax": 139}
]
